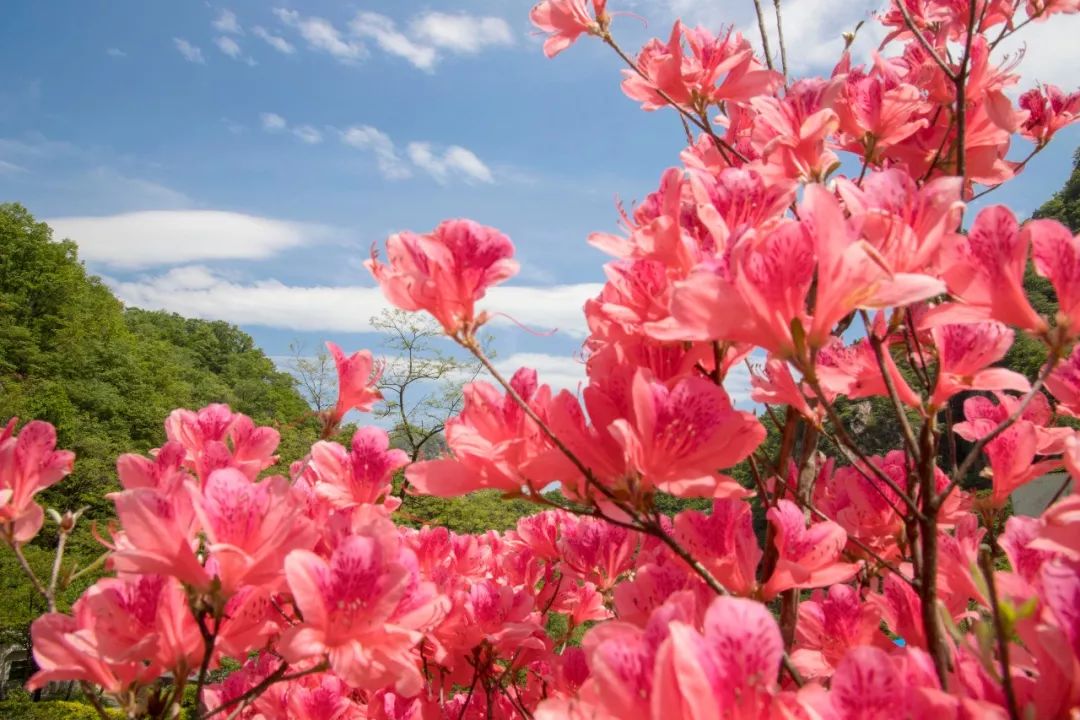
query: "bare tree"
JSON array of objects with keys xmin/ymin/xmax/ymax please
[
  {"xmin": 371, "ymin": 309, "xmax": 490, "ymax": 465},
  {"xmin": 286, "ymin": 340, "xmax": 336, "ymax": 413}
]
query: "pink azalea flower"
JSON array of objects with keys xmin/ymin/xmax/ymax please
[
  {"xmin": 366, "ymin": 219, "xmax": 519, "ymax": 336},
  {"xmin": 607, "ymin": 369, "xmax": 764, "ymax": 498},
  {"xmin": 406, "ymin": 368, "xmax": 555, "ymax": 497},
  {"xmin": 672, "ymin": 499, "xmax": 762, "ymax": 596},
  {"xmin": 1047, "ymin": 344, "xmax": 1080, "ymax": 416},
  {"xmin": 188, "ymin": 469, "xmax": 317, "ymax": 595},
  {"xmin": 763, "ymin": 500, "xmax": 861, "ymax": 599},
  {"xmin": 928, "ymin": 321, "xmax": 1031, "ymax": 406},
  {"xmin": 309, "ymin": 426, "xmax": 407, "ymax": 510},
  {"xmin": 28, "ymin": 574, "xmax": 203, "ymax": 692},
  {"xmin": 116, "ymin": 441, "xmax": 190, "ymax": 493},
  {"xmin": 1028, "ymin": 218, "xmax": 1080, "ymax": 339},
  {"xmin": 792, "ymin": 584, "xmax": 884, "ymax": 678},
  {"xmin": 279, "ymin": 514, "xmax": 445, "ymax": 695},
  {"xmin": 107, "ymin": 486, "xmax": 209, "ymax": 589},
  {"xmin": 529, "ymin": 0, "xmax": 607, "ymax": 58},
  {"xmin": 0, "ymin": 418, "xmax": 74, "ymax": 542},
  {"xmin": 326, "ymin": 342, "xmax": 383, "ymax": 425},
  {"xmin": 557, "ymin": 514, "xmax": 638, "ymax": 590},
  {"xmin": 939, "ymin": 205, "xmax": 1047, "ymax": 332},
  {"xmin": 1019, "ymin": 84, "xmax": 1080, "ymax": 146}
]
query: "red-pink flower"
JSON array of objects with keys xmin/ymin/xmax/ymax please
[
  {"xmin": 28, "ymin": 574, "xmax": 203, "ymax": 692},
  {"xmin": 0, "ymin": 418, "xmax": 74, "ymax": 542},
  {"xmin": 763, "ymin": 500, "xmax": 861, "ymax": 599},
  {"xmin": 1048, "ymin": 344, "xmax": 1080, "ymax": 416},
  {"xmin": 116, "ymin": 441, "xmax": 189, "ymax": 494},
  {"xmin": 188, "ymin": 469, "xmax": 316, "ymax": 594},
  {"xmin": 939, "ymin": 205, "xmax": 1046, "ymax": 332},
  {"xmin": 1019, "ymin": 84, "xmax": 1080, "ymax": 145},
  {"xmin": 366, "ymin": 219, "xmax": 519, "ymax": 336},
  {"xmin": 792, "ymin": 584, "xmax": 884, "ymax": 679},
  {"xmin": 529, "ymin": 0, "xmax": 608, "ymax": 58},
  {"xmin": 1027, "ymin": 218, "xmax": 1080, "ymax": 339},
  {"xmin": 327, "ymin": 342, "xmax": 383, "ymax": 425},
  {"xmin": 835, "ymin": 169, "xmax": 964, "ymax": 274},
  {"xmin": 406, "ymin": 368, "xmax": 555, "ymax": 497},
  {"xmin": 309, "ymin": 426, "xmax": 407, "ymax": 509},
  {"xmin": 279, "ymin": 514, "xmax": 445, "ymax": 694},
  {"xmin": 928, "ymin": 321, "xmax": 1030, "ymax": 406},
  {"xmin": 672, "ymin": 499, "xmax": 762, "ymax": 596},
  {"xmin": 607, "ymin": 369, "xmax": 764, "ymax": 498}
]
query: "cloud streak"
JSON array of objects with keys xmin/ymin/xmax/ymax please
[
  {"xmin": 108, "ymin": 266, "xmax": 600, "ymax": 338},
  {"xmin": 48, "ymin": 211, "xmax": 331, "ymax": 269}
]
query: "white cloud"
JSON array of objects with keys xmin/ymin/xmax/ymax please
[
  {"xmin": 215, "ymin": 36, "xmax": 242, "ymax": 58},
  {"xmin": 173, "ymin": 38, "xmax": 206, "ymax": 64},
  {"xmin": 0, "ymin": 159, "xmax": 26, "ymax": 174},
  {"xmin": 349, "ymin": 12, "xmax": 438, "ymax": 71},
  {"xmin": 341, "ymin": 125, "xmax": 412, "ymax": 180},
  {"xmin": 292, "ymin": 125, "xmax": 323, "ymax": 144},
  {"xmin": 274, "ymin": 8, "xmax": 366, "ymax": 63},
  {"xmin": 213, "ymin": 9, "xmax": 243, "ymax": 34},
  {"xmin": 996, "ymin": 13, "xmax": 1080, "ymax": 91},
  {"xmin": 47, "ymin": 211, "xmax": 329, "ymax": 269},
  {"xmin": 407, "ymin": 142, "xmax": 494, "ymax": 184},
  {"xmin": 106, "ymin": 47, "xmax": 126, "ymax": 58},
  {"xmin": 253, "ymin": 25, "xmax": 295, "ymax": 54},
  {"xmin": 495, "ymin": 353, "xmax": 586, "ymax": 394},
  {"xmin": 410, "ymin": 12, "xmax": 514, "ymax": 54},
  {"xmin": 108, "ymin": 267, "xmax": 600, "ymax": 338},
  {"xmin": 261, "ymin": 112, "xmax": 287, "ymax": 131}
]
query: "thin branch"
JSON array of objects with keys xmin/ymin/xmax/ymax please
[
  {"xmin": 751, "ymin": 0, "xmax": 776, "ymax": 70},
  {"xmin": 199, "ymin": 660, "xmax": 327, "ymax": 720},
  {"xmin": 79, "ymin": 682, "xmax": 114, "ymax": 720},
  {"xmin": 978, "ymin": 548, "xmax": 1021, "ymax": 720},
  {"xmin": 2, "ymin": 531, "xmax": 50, "ymax": 602},
  {"xmin": 599, "ymin": 33, "xmax": 750, "ymax": 164},
  {"xmin": 772, "ymin": 0, "xmax": 789, "ymax": 79},
  {"xmin": 860, "ymin": 311, "xmax": 921, "ymax": 459},
  {"xmin": 47, "ymin": 529, "xmax": 70, "ymax": 612},
  {"xmin": 894, "ymin": 0, "xmax": 957, "ymax": 82}
]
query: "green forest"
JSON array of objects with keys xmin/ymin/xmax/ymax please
[{"xmin": 1, "ymin": 144, "xmax": 1079, "ymax": 714}]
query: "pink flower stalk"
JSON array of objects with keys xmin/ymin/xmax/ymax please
[
  {"xmin": 366, "ymin": 219, "xmax": 519, "ymax": 337},
  {"xmin": 529, "ymin": 0, "xmax": 608, "ymax": 58},
  {"xmin": 0, "ymin": 418, "xmax": 74, "ymax": 542},
  {"xmin": 326, "ymin": 342, "xmax": 383, "ymax": 425}
]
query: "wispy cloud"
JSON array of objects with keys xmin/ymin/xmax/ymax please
[
  {"xmin": 260, "ymin": 112, "xmax": 287, "ymax": 131},
  {"xmin": 173, "ymin": 37, "xmax": 206, "ymax": 64},
  {"xmin": 253, "ymin": 25, "xmax": 295, "ymax": 54},
  {"xmin": 109, "ymin": 266, "xmax": 600, "ymax": 338},
  {"xmin": 410, "ymin": 12, "xmax": 515, "ymax": 54},
  {"xmin": 0, "ymin": 159, "xmax": 27, "ymax": 174},
  {"xmin": 49, "ymin": 211, "xmax": 330, "ymax": 269},
  {"xmin": 349, "ymin": 12, "xmax": 438, "ymax": 71},
  {"xmin": 106, "ymin": 47, "xmax": 127, "ymax": 58},
  {"xmin": 292, "ymin": 125, "xmax": 323, "ymax": 145},
  {"xmin": 214, "ymin": 36, "xmax": 241, "ymax": 58},
  {"xmin": 407, "ymin": 142, "xmax": 494, "ymax": 184},
  {"xmin": 340, "ymin": 125, "xmax": 412, "ymax": 180},
  {"xmin": 212, "ymin": 9, "xmax": 243, "ymax": 35},
  {"xmin": 272, "ymin": 8, "xmax": 514, "ymax": 71},
  {"xmin": 273, "ymin": 8, "xmax": 366, "ymax": 64}
]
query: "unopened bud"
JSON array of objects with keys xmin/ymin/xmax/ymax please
[{"xmin": 59, "ymin": 511, "xmax": 77, "ymax": 533}]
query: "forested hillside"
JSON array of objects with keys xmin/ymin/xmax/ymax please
[{"xmin": 0, "ymin": 203, "xmax": 319, "ymax": 633}]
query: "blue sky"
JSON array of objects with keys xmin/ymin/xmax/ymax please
[{"xmin": 1, "ymin": 0, "xmax": 1079, "ymax": 401}]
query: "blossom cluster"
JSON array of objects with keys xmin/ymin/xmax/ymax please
[{"xmin": 4, "ymin": 0, "xmax": 1080, "ymax": 718}]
